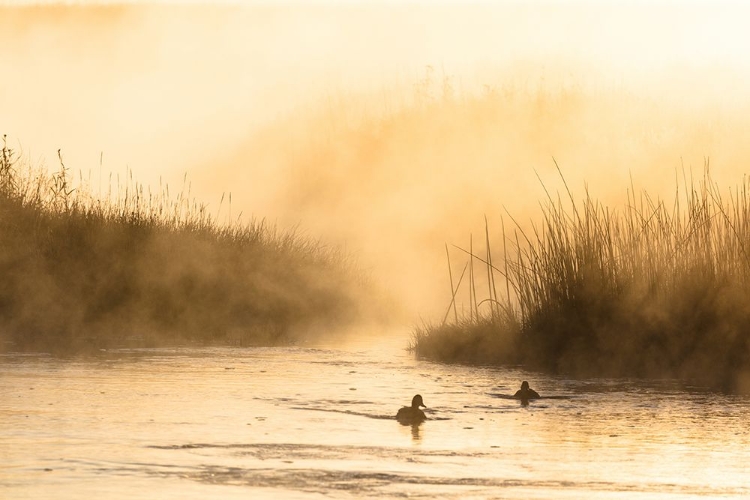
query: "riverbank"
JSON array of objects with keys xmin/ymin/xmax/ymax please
[
  {"xmin": 0, "ymin": 137, "xmax": 379, "ymax": 352},
  {"xmin": 413, "ymin": 169, "xmax": 750, "ymax": 393}
]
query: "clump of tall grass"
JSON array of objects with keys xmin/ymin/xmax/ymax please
[
  {"xmin": 414, "ymin": 163, "xmax": 750, "ymax": 392},
  {"xmin": 0, "ymin": 136, "xmax": 376, "ymax": 352}
]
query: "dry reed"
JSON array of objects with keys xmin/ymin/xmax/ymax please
[
  {"xmin": 0, "ymin": 136, "xmax": 371, "ymax": 352},
  {"xmin": 414, "ymin": 163, "xmax": 750, "ymax": 392}
]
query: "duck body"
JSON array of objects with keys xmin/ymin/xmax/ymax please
[
  {"xmin": 396, "ymin": 394, "xmax": 426, "ymax": 425},
  {"xmin": 396, "ymin": 406, "xmax": 426, "ymax": 424},
  {"xmin": 513, "ymin": 388, "xmax": 541, "ymax": 399},
  {"xmin": 513, "ymin": 381, "xmax": 540, "ymax": 400}
]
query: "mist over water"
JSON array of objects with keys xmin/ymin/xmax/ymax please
[
  {"xmin": 4, "ymin": 1, "xmax": 750, "ymax": 319},
  {"xmin": 4, "ymin": 344, "xmax": 750, "ymax": 499},
  {"xmin": 6, "ymin": 3, "xmax": 750, "ymax": 498}
]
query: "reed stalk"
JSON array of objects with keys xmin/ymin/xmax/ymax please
[
  {"xmin": 0, "ymin": 141, "xmax": 370, "ymax": 352},
  {"xmin": 415, "ymin": 166, "xmax": 750, "ymax": 392}
]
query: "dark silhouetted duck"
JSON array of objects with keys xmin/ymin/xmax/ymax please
[
  {"xmin": 396, "ymin": 394, "xmax": 426, "ymax": 425},
  {"xmin": 513, "ymin": 381, "xmax": 540, "ymax": 401}
]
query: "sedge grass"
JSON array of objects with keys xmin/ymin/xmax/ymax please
[
  {"xmin": 0, "ymin": 136, "xmax": 374, "ymax": 352},
  {"xmin": 414, "ymin": 163, "xmax": 750, "ymax": 392}
]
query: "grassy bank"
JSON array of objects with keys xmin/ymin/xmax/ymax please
[
  {"xmin": 413, "ymin": 167, "xmax": 750, "ymax": 392},
  {"xmin": 0, "ymin": 137, "xmax": 376, "ymax": 352}
]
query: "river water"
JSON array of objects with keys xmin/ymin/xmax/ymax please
[{"xmin": 2, "ymin": 331, "xmax": 750, "ymax": 499}]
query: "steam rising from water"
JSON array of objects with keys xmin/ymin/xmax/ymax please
[{"xmin": 4, "ymin": 2, "xmax": 750, "ymax": 319}]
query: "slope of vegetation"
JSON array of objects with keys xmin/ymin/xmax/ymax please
[
  {"xmin": 413, "ymin": 167, "xmax": 750, "ymax": 393},
  {"xmin": 209, "ymin": 69, "xmax": 750, "ymax": 320},
  {"xmin": 0, "ymin": 137, "xmax": 376, "ymax": 352}
]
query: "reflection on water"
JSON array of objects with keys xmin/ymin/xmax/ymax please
[{"xmin": 2, "ymin": 333, "xmax": 750, "ymax": 499}]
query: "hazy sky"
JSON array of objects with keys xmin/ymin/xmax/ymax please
[
  {"xmin": 3, "ymin": 1, "xmax": 750, "ymax": 317},
  {"xmin": 4, "ymin": 1, "xmax": 749, "ymax": 178}
]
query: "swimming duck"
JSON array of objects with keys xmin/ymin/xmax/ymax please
[
  {"xmin": 396, "ymin": 394, "xmax": 426, "ymax": 425},
  {"xmin": 513, "ymin": 381, "xmax": 540, "ymax": 400}
]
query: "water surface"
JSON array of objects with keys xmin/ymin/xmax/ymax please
[{"xmin": 2, "ymin": 333, "xmax": 749, "ymax": 499}]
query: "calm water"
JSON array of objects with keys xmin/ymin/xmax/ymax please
[{"xmin": 2, "ymin": 332, "xmax": 750, "ymax": 499}]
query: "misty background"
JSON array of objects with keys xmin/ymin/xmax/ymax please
[{"xmin": 3, "ymin": 1, "xmax": 750, "ymax": 320}]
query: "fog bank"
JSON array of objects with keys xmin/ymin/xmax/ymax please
[{"xmin": 4, "ymin": 2, "xmax": 750, "ymax": 318}]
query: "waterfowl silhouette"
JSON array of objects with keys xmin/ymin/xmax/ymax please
[
  {"xmin": 396, "ymin": 394, "xmax": 426, "ymax": 425},
  {"xmin": 513, "ymin": 381, "xmax": 540, "ymax": 401}
]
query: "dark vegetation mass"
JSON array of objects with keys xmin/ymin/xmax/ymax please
[
  {"xmin": 413, "ymin": 166, "xmax": 750, "ymax": 393},
  {"xmin": 0, "ymin": 137, "xmax": 375, "ymax": 352}
]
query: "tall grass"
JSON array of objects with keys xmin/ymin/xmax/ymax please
[
  {"xmin": 0, "ymin": 136, "xmax": 375, "ymax": 352},
  {"xmin": 414, "ymin": 164, "xmax": 750, "ymax": 392}
]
